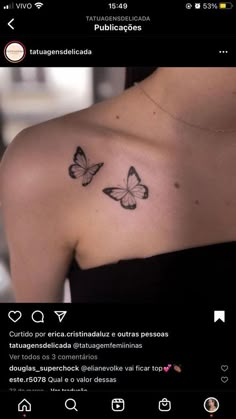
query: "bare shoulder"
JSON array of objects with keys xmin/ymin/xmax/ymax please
[
  {"xmin": 0, "ymin": 84, "xmax": 151, "ymax": 223},
  {"xmin": 0, "ymin": 84, "xmax": 149, "ymax": 198},
  {"xmin": 0, "ymin": 87, "xmax": 141, "ymax": 195},
  {"xmin": 0, "ymin": 106, "xmax": 113, "ymax": 188},
  {"xmin": 0, "ymin": 102, "xmax": 129, "ymax": 248}
]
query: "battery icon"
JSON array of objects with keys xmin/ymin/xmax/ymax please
[{"xmin": 219, "ymin": 2, "xmax": 233, "ymax": 9}]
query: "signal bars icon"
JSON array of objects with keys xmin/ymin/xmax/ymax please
[
  {"xmin": 3, "ymin": 2, "xmax": 14, "ymax": 8},
  {"xmin": 4, "ymin": 1, "xmax": 44, "ymax": 9}
]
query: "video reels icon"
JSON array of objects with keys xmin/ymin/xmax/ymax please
[{"xmin": 111, "ymin": 398, "xmax": 125, "ymax": 412}]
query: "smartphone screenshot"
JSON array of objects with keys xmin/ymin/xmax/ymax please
[{"xmin": 0, "ymin": 1, "xmax": 235, "ymax": 417}]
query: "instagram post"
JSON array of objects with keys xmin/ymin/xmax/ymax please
[
  {"xmin": 0, "ymin": 67, "xmax": 235, "ymax": 305},
  {"xmin": 0, "ymin": 65, "xmax": 235, "ymax": 417},
  {"xmin": 0, "ymin": 1, "xmax": 236, "ymax": 417}
]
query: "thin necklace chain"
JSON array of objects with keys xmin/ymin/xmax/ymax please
[{"xmin": 135, "ymin": 82, "xmax": 236, "ymax": 134}]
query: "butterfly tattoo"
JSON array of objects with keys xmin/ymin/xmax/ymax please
[
  {"xmin": 68, "ymin": 146, "xmax": 104, "ymax": 187},
  {"xmin": 103, "ymin": 166, "xmax": 149, "ymax": 210}
]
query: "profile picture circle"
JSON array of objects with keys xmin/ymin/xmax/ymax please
[
  {"xmin": 4, "ymin": 41, "xmax": 26, "ymax": 63},
  {"xmin": 203, "ymin": 397, "xmax": 219, "ymax": 413}
]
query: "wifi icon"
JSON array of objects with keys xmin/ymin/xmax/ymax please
[{"xmin": 34, "ymin": 2, "xmax": 43, "ymax": 8}]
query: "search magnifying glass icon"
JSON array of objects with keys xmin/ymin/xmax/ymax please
[{"xmin": 65, "ymin": 398, "xmax": 78, "ymax": 412}]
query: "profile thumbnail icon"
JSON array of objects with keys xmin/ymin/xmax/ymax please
[
  {"xmin": 4, "ymin": 41, "xmax": 26, "ymax": 63},
  {"xmin": 204, "ymin": 397, "xmax": 220, "ymax": 413}
]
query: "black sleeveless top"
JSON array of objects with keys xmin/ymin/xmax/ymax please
[{"xmin": 67, "ymin": 242, "xmax": 235, "ymax": 304}]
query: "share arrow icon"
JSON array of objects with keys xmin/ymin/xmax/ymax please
[{"xmin": 54, "ymin": 311, "xmax": 67, "ymax": 323}]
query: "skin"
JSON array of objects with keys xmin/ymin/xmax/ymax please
[
  {"xmin": 207, "ymin": 399, "xmax": 217, "ymax": 411},
  {"xmin": 0, "ymin": 67, "xmax": 236, "ymax": 302},
  {"xmin": 173, "ymin": 365, "xmax": 182, "ymax": 373}
]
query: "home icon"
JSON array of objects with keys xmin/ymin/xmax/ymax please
[{"xmin": 18, "ymin": 399, "xmax": 31, "ymax": 412}]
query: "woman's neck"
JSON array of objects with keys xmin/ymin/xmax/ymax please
[{"xmin": 141, "ymin": 67, "xmax": 236, "ymax": 134}]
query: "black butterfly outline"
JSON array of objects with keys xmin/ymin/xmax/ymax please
[
  {"xmin": 103, "ymin": 166, "xmax": 149, "ymax": 210},
  {"xmin": 68, "ymin": 146, "xmax": 104, "ymax": 187}
]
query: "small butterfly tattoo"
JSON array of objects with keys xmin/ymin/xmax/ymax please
[
  {"xmin": 68, "ymin": 146, "xmax": 104, "ymax": 186},
  {"xmin": 103, "ymin": 166, "xmax": 149, "ymax": 210}
]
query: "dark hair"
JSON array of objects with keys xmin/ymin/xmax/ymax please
[
  {"xmin": 125, "ymin": 67, "xmax": 157, "ymax": 89},
  {"xmin": 0, "ymin": 106, "xmax": 5, "ymax": 157},
  {"xmin": 206, "ymin": 399, "xmax": 217, "ymax": 409}
]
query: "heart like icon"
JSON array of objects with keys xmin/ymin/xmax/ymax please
[
  {"xmin": 164, "ymin": 366, "xmax": 171, "ymax": 373},
  {"xmin": 8, "ymin": 311, "xmax": 22, "ymax": 323},
  {"xmin": 221, "ymin": 365, "xmax": 229, "ymax": 372},
  {"xmin": 221, "ymin": 376, "xmax": 229, "ymax": 383}
]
